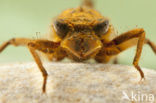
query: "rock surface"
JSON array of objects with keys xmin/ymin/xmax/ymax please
[{"xmin": 0, "ymin": 62, "xmax": 156, "ymax": 103}]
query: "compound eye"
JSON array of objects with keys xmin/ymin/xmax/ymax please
[
  {"xmin": 93, "ymin": 20, "xmax": 109, "ymax": 36},
  {"xmin": 54, "ymin": 20, "xmax": 70, "ymax": 38}
]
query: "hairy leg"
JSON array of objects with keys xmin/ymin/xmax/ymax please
[
  {"xmin": 97, "ymin": 28, "xmax": 156, "ymax": 80},
  {"xmin": 0, "ymin": 38, "xmax": 60, "ymax": 93},
  {"xmin": 28, "ymin": 45, "xmax": 48, "ymax": 93},
  {"xmin": 145, "ymin": 39, "xmax": 156, "ymax": 54},
  {"xmin": 113, "ymin": 57, "xmax": 118, "ymax": 64},
  {"xmin": 0, "ymin": 38, "xmax": 32, "ymax": 52}
]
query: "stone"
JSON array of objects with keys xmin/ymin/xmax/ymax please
[{"xmin": 0, "ymin": 62, "xmax": 155, "ymax": 103}]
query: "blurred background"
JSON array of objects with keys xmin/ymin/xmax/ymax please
[{"xmin": 0, "ymin": 0, "xmax": 156, "ymax": 69}]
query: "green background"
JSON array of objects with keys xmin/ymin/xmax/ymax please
[{"xmin": 0, "ymin": 0, "xmax": 156, "ymax": 69}]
